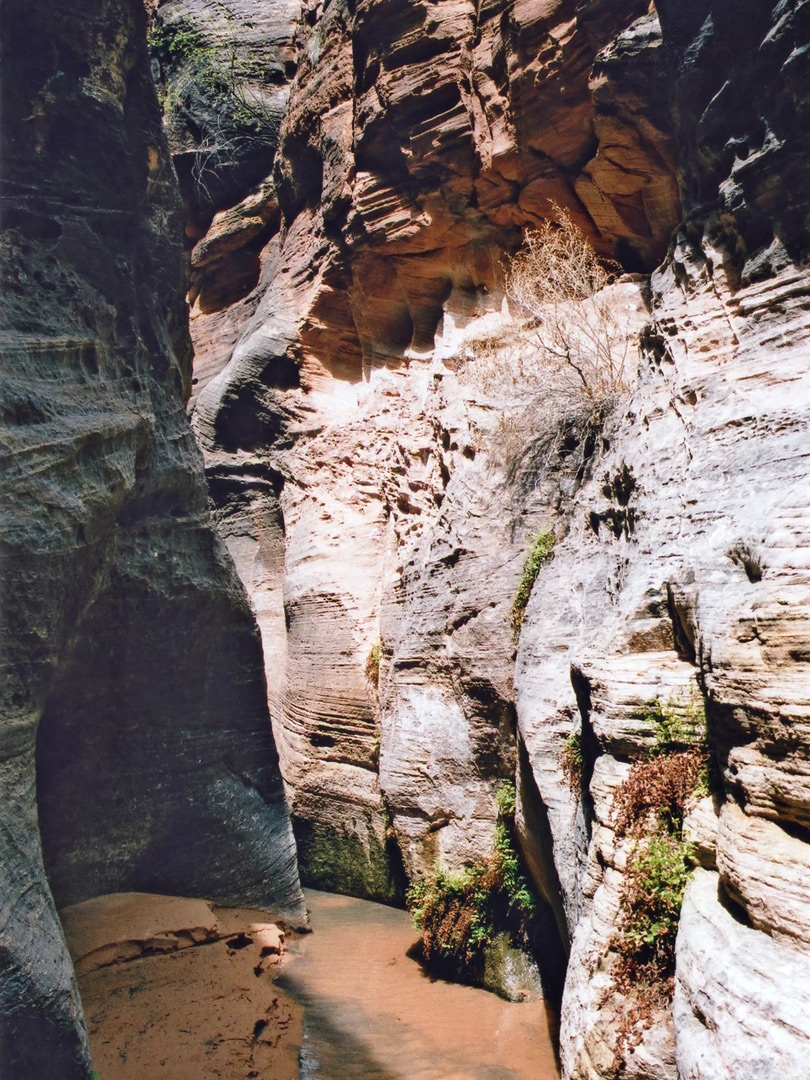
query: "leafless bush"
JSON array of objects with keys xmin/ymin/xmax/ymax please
[
  {"xmin": 460, "ymin": 208, "xmax": 638, "ymax": 487},
  {"xmin": 505, "ymin": 207, "xmax": 631, "ymax": 405}
]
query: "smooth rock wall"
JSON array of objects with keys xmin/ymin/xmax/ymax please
[{"xmin": 0, "ymin": 1, "xmax": 304, "ymax": 1076}]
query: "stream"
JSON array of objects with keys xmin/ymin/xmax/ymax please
[{"xmin": 278, "ymin": 889, "xmax": 561, "ymax": 1080}]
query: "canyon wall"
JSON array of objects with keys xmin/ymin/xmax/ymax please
[
  {"xmin": 0, "ymin": 1, "xmax": 304, "ymax": 1076},
  {"xmin": 161, "ymin": 0, "xmax": 680, "ymax": 906},
  {"xmin": 515, "ymin": 2, "xmax": 810, "ymax": 1073},
  {"xmin": 169, "ymin": 0, "xmax": 810, "ymax": 1075},
  {"xmin": 6, "ymin": 0, "xmax": 808, "ymax": 1075}
]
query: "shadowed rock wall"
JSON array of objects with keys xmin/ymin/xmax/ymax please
[{"xmin": 0, "ymin": 1, "xmax": 304, "ymax": 1076}]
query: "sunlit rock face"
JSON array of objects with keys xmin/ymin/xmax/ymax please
[
  {"xmin": 176, "ymin": 0, "xmax": 678, "ymax": 902},
  {"xmin": 0, "ymin": 1, "xmax": 304, "ymax": 1075},
  {"xmin": 514, "ymin": 2, "xmax": 810, "ymax": 1077},
  {"xmin": 164, "ymin": 0, "xmax": 809, "ymax": 1074}
]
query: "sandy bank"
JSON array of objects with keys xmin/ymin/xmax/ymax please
[{"xmin": 62, "ymin": 893, "xmax": 302, "ymax": 1079}]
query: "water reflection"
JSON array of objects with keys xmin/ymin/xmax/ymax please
[{"xmin": 276, "ymin": 890, "xmax": 560, "ymax": 1080}]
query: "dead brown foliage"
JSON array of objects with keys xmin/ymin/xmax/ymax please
[{"xmin": 613, "ymin": 749, "xmax": 707, "ymax": 837}]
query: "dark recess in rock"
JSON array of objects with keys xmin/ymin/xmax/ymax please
[{"xmin": 0, "ymin": 0, "xmax": 304, "ymax": 1075}]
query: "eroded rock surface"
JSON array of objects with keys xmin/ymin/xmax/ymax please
[
  {"xmin": 0, "ymin": 1, "xmax": 303, "ymax": 1075},
  {"xmin": 150, "ymin": 0, "xmax": 810, "ymax": 1074},
  {"xmin": 173, "ymin": 0, "xmax": 680, "ymax": 906},
  {"xmin": 513, "ymin": 3, "xmax": 810, "ymax": 1076}
]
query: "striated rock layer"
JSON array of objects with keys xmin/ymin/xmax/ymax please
[
  {"xmin": 163, "ymin": 0, "xmax": 810, "ymax": 1074},
  {"xmin": 514, "ymin": 2, "xmax": 810, "ymax": 1077},
  {"xmin": 0, "ymin": 1, "xmax": 304, "ymax": 1077},
  {"xmin": 172, "ymin": 0, "xmax": 680, "ymax": 904}
]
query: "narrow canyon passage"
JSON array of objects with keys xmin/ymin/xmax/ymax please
[{"xmin": 6, "ymin": 0, "xmax": 810, "ymax": 1075}]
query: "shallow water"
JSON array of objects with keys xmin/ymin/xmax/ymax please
[{"xmin": 277, "ymin": 889, "xmax": 560, "ymax": 1080}]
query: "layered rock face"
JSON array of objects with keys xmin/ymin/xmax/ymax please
[
  {"xmin": 0, "ymin": 1, "xmax": 303, "ymax": 1077},
  {"xmin": 175, "ymin": 0, "xmax": 680, "ymax": 903},
  {"xmin": 157, "ymin": 0, "xmax": 809, "ymax": 1075},
  {"xmin": 515, "ymin": 2, "xmax": 810, "ymax": 1076}
]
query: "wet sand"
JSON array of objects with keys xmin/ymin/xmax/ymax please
[{"xmin": 71, "ymin": 897, "xmax": 301, "ymax": 1080}]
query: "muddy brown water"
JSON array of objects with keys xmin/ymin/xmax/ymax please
[
  {"xmin": 280, "ymin": 888, "xmax": 561, "ymax": 1080},
  {"xmin": 77, "ymin": 889, "xmax": 560, "ymax": 1079}
]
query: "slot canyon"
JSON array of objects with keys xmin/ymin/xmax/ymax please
[{"xmin": 2, "ymin": 0, "xmax": 810, "ymax": 1077}]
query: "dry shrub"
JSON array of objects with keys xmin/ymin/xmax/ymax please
[
  {"xmin": 459, "ymin": 208, "xmax": 638, "ymax": 486},
  {"xmin": 505, "ymin": 207, "xmax": 631, "ymax": 409},
  {"xmin": 613, "ymin": 749, "xmax": 707, "ymax": 836}
]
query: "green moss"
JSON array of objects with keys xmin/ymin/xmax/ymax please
[
  {"xmin": 511, "ymin": 531, "xmax": 554, "ymax": 643},
  {"xmin": 293, "ymin": 814, "xmax": 402, "ymax": 904},
  {"xmin": 406, "ymin": 780, "xmax": 537, "ymax": 982}
]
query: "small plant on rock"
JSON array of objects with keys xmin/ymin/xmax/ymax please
[
  {"xmin": 615, "ymin": 833, "xmax": 692, "ymax": 990},
  {"xmin": 365, "ymin": 643, "xmax": 381, "ymax": 685},
  {"xmin": 642, "ymin": 689, "xmax": 706, "ymax": 752},
  {"xmin": 370, "ymin": 728, "xmax": 381, "ymax": 767},
  {"xmin": 511, "ymin": 530, "xmax": 555, "ymax": 643},
  {"xmin": 560, "ymin": 730, "xmax": 583, "ymax": 792},
  {"xmin": 406, "ymin": 780, "xmax": 537, "ymax": 982},
  {"xmin": 613, "ymin": 748, "xmax": 707, "ymax": 837},
  {"xmin": 609, "ymin": 687, "xmax": 709, "ymax": 1060}
]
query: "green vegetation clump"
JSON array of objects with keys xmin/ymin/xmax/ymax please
[
  {"xmin": 560, "ymin": 729, "xmax": 583, "ymax": 791},
  {"xmin": 611, "ymin": 688, "xmax": 709, "ymax": 1026},
  {"xmin": 365, "ymin": 643, "xmax": 381, "ymax": 685},
  {"xmin": 511, "ymin": 530, "xmax": 554, "ymax": 642},
  {"xmin": 406, "ymin": 780, "xmax": 537, "ymax": 982},
  {"xmin": 148, "ymin": 14, "xmax": 279, "ymax": 203},
  {"xmin": 493, "ymin": 778, "xmax": 516, "ymax": 818},
  {"xmin": 641, "ymin": 689, "xmax": 706, "ymax": 752},
  {"xmin": 149, "ymin": 20, "xmax": 235, "ymax": 101},
  {"xmin": 615, "ymin": 833, "xmax": 692, "ymax": 987},
  {"xmin": 370, "ymin": 728, "xmax": 381, "ymax": 767}
]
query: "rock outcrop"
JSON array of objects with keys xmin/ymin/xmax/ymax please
[
  {"xmin": 514, "ymin": 2, "xmax": 810, "ymax": 1076},
  {"xmin": 174, "ymin": 0, "xmax": 810, "ymax": 1074},
  {"xmin": 165, "ymin": 0, "xmax": 680, "ymax": 906},
  {"xmin": 0, "ymin": 1, "xmax": 303, "ymax": 1076}
]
